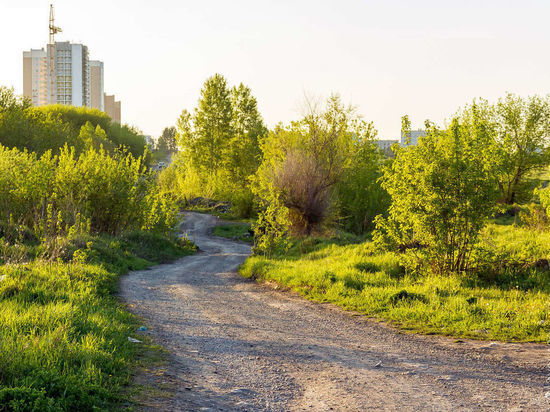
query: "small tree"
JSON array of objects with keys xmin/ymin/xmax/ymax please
[
  {"xmin": 253, "ymin": 95, "xmax": 375, "ymax": 238},
  {"xmin": 459, "ymin": 94, "xmax": 550, "ymax": 204},
  {"xmin": 374, "ymin": 117, "xmax": 499, "ymax": 274},
  {"xmin": 157, "ymin": 126, "xmax": 178, "ymax": 153}
]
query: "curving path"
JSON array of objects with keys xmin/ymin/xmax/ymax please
[{"xmin": 120, "ymin": 212, "xmax": 549, "ymax": 411}]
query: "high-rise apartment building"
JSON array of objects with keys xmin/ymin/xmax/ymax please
[
  {"xmin": 22, "ymin": 49, "xmax": 48, "ymax": 106},
  {"xmin": 89, "ymin": 60, "xmax": 104, "ymax": 111},
  {"xmin": 104, "ymin": 93, "xmax": 121, "ymax": 123},
  {"xmin": 50, "ymin": 42, "xmax": 90, "ymax": 107},
  {"xmin": 400, "ymin": 129, "xmax": 426, "ymax": 146},
  {"xmin": 23, "ymin": 36, "xmax": 122, "ymax": 121},
  {"xmin": 23, "ymin": 42, "xmax": 90, "ymax": 107}
]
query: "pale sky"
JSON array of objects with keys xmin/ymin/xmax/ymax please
[{"xmin": 1, "ymin": 0, "xmax": 549, "ymax": 139}]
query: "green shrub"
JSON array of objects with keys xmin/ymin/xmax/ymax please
[{"xmin": 374, "ymin": 118, "xmax": 499, "ymax": 274}]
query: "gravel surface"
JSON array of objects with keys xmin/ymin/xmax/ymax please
[{"xmin": 120, "ymin": 212, "xmax": 549, "ymax": 411}]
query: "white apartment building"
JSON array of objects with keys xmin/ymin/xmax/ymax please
[
  {"xmin": 22, "ymin": 49, "xmax": 48, "ymax": 106},
  {"xmin": 400, "ymin": 129, "xmax": 426, "ymax": 146},
  {"xmin": 49, "ymin": 42, "xmax": 90, "ymax": 107},
  {"xmin": 24, "ymin": 42, "xmax": 90, "ymax": 107}
]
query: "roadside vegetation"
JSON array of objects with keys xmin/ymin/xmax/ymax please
[
  {"xmin": 157, "ymin": 78, "xmax": 550, "ymax": 343},
  {"xmin": 240, "ymin": 219, "xmax": 550, "ymax": 342},
  {"xmin": 213, "ymin": 223, "xmax": 253, "ymax": 243},
  {"xmin": 0, "ymin": 86, "xmax": 193, "ymax": 410}
]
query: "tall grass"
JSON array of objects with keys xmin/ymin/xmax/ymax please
[
  {"xmin": 240, "ymin": 224, "xmax": 550, "ymax": 342},
  {"xmin": 0, "ymin": 233, "xmax": 194, "ymax": 410}
]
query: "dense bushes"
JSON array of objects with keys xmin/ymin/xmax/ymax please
[
  {"xmin": 0, "ymin": 144, "xmax": 177, "ymax": 248},
  {"xmin": 374, "ymin": 118, "xmax": 499, "ymax": 274},
  {"xmin": 159, "ymin": 74, "xmax": 267, "ymax": 217},
  {"xmin": 0, "ymin": 87, "xmax": 147, "ymax": 158},
  {"xmin": 252, "ymin": 95, "xmax": 386, "ymax": 253}
]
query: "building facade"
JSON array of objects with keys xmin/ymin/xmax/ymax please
[
  {"xmin": 400, "ymin": 129, "xmax": 426, "ymax": 146},
  {"xmin": 22, "ymin": 49, "xmax": 48, "ymax": 106},
  {"xmin": 50, "ymin": 42, "xmax": 90, "ymax": 107},
  {"xmin": 23, "ymin": 42, "xmax": 121, "ymax": 121},
  {"xmin": 104, "ymin": 93, "xmax": 121, "ymax": 123},
  {"xmin": 24, "ymin": 42, "xmax": 90, "ymax": 107},
  {"xmin": 89, "ymin": 60, "xmax": 104, "ymax": 111}
]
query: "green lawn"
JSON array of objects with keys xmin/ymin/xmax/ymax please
[
  {"xmin": 0, "ymin": 232, "xmax": 195, "ymax": 410},
  {"xmin": 213, "ymin": 223, "xmax": 253, "ymax": 243},
  {"xmin": 240, "ymin": 223, "xmax": 550, "ymax": 342}
]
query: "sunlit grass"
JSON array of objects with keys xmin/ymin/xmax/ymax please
[
  {"xmin": 240, "ymin": 225, "xmax": 550, "ymax": 342},
  {"xmin": 0, "ymin": 233, "xmax": 194, "ymax": 410},
  {"xmin": 213, "ymin": 223, "xmax": 253, "ymax": 243}
]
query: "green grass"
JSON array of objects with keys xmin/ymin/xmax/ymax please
[
  {"xmin": 0, "ymin": 232, "xmax": 195, "ymax": 411},
  {"xmin": 186, "ymin": 206, "xmax": 255, "ymax": 222},
  {"xmin": 240, "ymin": 224, "xmax": 550, "ymax": 343},
  {"xmin": 213, "ymin": 223, "xmax": 253, "ymax": 243}
]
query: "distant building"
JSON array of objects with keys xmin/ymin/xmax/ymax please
[
  {"xmin": 144, "ymin": 135, "xmax": 154, "ymax": 148},
  {"xmin": 104, "ymin": 93, "xmax": 121, "ymax": 123},
  {"xmin": 89, "ymin": 60, "xmax": 104, "ymax": 111},
  {"xmin": 375, "ymin": 139, "xmax": 399, "ymax": 157},
  {"xmin": 23, "ymin": 44, "xmax": 120, "ymax": 118},
  {"xmin": 49, "ymin": 42, "xmax": 90, "ymax": 107},
  {"xmin": 375, "ymin": 139, "xmax": 398, "ymax": 151},
  {"xmin": 22, "ymin": 49, "xmax": 48, "ymax": 106},
  {"xmin": 400, "ymin": 129, "xmax": 426, "ymax": 146}
]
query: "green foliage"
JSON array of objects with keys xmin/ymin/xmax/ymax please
[
  {"xmin": 162, "ymin": 74, "xmax": 266, "ymax": 218},
  {"xmin": 252, "ymin": 94, "xmax": 381, "ymax": 251},
  {"xmin": 334, "ymin": 137, "xmax": 390, "ymax": 233},
  {"xmin": 0, "ymin": 88, "xmax": 76, "ymax": 154},
  {"xmin": 37, "ymin": 104, "xmax": 112, "ymax": 132},
  {"xmin": 459, "ymin": 94, "xmax": 550, "ymax": 204},
  {"xmin": 537, "ymin": 180, "xmax": 550, "ymax": 220},
  {"xmin": 177, "ymin": 74, "xmax": 234, "ymax": 172},
  {"xmin": 374, "ymin": 117, "xmax": 499, "ymax": 274},
  {"xmin": 240, "ymin": 223, "xmax": 550, "ymax": 342},
  {"xmin": 0, "ymin": 87, "xmax": 147, "ymax": 158},
  {"xmin": 156, "ymin": 126, "xmax": 178, "ymax": 153},
  {"xmin": 0, "ymin": 144, "xmax": 178, "ymax": 246},
  {"xmin": 0, "ymin": 233, "xmax": 193, "ymax": 411}
]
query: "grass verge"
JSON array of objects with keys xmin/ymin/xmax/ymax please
[
  {"xmin": 213, "ymin": 223, "xmax": 253, "ymax": 243},
  {"xmin": 240, "ymin": 224, "xmax": 550, "ymax": 343},
  {"xmin": 0, "ymin": 232, "xmax": 195, "ymax": 411}
]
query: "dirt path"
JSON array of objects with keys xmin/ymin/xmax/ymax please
[{"xmin": 120, "ymin": 212, "xmax": 549, "ymax": 411}]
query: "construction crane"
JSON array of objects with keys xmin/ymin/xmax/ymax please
[{"xmin": 48, "ymin": 4, "xmax": 62, "ymax": 104}]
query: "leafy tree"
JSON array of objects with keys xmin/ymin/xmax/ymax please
[
  {"xmin": 460, "ymin": 94, "xmax": 550, "ymax": 204},
  {"xmin": 157, "ymin": 126, "xmax": 178, "ymax": 153},
  {"xmin": 334, "ymin": 137, "xmax": 389, "ymax": 234},
  {"xmin": 0, "ymin": 87, "xmax": 74, "ymax": 154},
  {"xmin": 177, "ymin": 74, "xmax": 233, "ymax": 172},
  {"xmin": 253, "ymin": 95, "xmax": 375, "ymax": 238},
  {"xmin": 374, "ymin": 117, "xmax": 499, "ymax": 274},
  {"xmin": 170, "ymin": 75, "xmax": 266, "ymax": 217},
  {"xmin": 228, "ymin": 84, "xmax": 267, "ymax": 183},
  {"xmin": 78, "ymin": 122, "xmax": 113, "ymax": 152}
]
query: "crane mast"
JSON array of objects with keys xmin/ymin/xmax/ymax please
[{"xmin": 48, "ymin": 4, "xmax": 62, "ymax": 104}]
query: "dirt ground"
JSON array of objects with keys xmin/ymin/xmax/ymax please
[{"xmin": 119, "ymin": 212, "xmax": 549, "ymax": 411}]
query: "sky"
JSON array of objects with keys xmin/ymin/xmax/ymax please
[{"xmin": 1, "ymin": 0, "xmax": 549, "ymax": 139}]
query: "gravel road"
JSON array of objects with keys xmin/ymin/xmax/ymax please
[{"xmin": 120, "ymin": 212, "xmax": 549, "ymax": 411}]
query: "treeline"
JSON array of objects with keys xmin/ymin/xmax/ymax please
[
  {"xmin": 0, "ymin": 86, "xmax": 178, "ymax": 260},
  {"xmin": 0, "ymin": 86, "xmax": 187, "ymax": 410},
  {"xmin": 160, "ymin": 74, "xmax": 550, "ymax": 274},
  {"xmin": 159, "ymin": 75, "xmax": 389, "ymax": 232},
  {"xmin": 0, "ymin": 87, "xmax": 147, "ymax": 158}
]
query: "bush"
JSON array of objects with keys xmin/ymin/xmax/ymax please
[
  {"xmin": 0, "ymin": 144, "xmax": 178, "ymax": 255},
  {"xmin": 252, "ymin": 95, "xmax": 379, "ymax": 243},
  {"xmin": 374, "ymin": 118, "xmax": 499, "ymax": 274}
]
